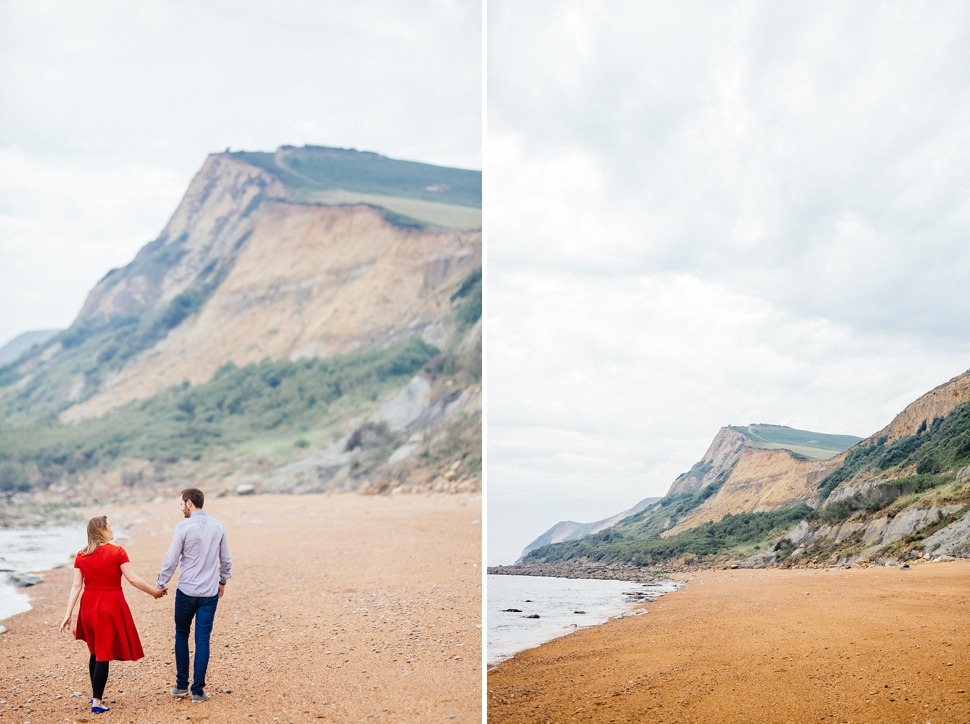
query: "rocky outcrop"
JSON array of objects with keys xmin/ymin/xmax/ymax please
[
  {"xmin": 921, "ymin": 509, "xmax": 970, "ymax": 558},
  {"xmin": 253, "ymin": 374, "xmax": 482, "ymax": 496},
  {"xmin": 744, "ymin": 502, "xmax": 969, "ymax": 568}
]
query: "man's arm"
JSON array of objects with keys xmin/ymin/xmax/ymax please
[
  {"xmin": 157, "ymin": 526, "xmax": 184, "ymax": 589},
  {"xmin": 218, "ymin": 529, "xmax": 232, "ymax": 585},
  {"xmin": 217, "ymin": 529, "xmax": 232, "ymax": 598}
]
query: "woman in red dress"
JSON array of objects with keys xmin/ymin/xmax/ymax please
[{"xmin": 59, "ymin": 516, "xmax": 167, "ymax": 714}]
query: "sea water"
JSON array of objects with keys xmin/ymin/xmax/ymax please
[
  {"xmin": 487, "ymin": 574, "xmax": 682, "ymax": 666},
  {"xmin": 0, "ymin": 526, "xmax": 87, "ymax": 622}
]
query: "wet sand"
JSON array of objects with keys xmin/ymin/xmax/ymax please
[
  {"xmin": 488, "ymin": 563, "xmax": 970, "ymax": 723},
  {"xmin": 1, "ymin": 492, "xmax": 482, "ymax": 723}
]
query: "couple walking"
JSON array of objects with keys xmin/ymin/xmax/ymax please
[{"xmin": 59, "ymin": 487, "xmax": 232, "ymax": 714}]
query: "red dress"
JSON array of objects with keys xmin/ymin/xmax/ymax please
[{"xmin": 73, "ymin": 544, "xmax": 145, "ymax": 662}]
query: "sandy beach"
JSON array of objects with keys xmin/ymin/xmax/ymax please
[
  {"xmin": 488, "ymin": 563, "xmax": 970, "ymax": 723},
  {"xmin": 0, "ymin": 492, "xmax": 482, "ymax": 723}
]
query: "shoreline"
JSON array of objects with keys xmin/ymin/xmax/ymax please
[
  {"xmin": 487, "ymin": 574, "xmax": 683, "ymax": 671},
  {"xmin": 0, "ymin": 499, "xmax": 85, "ymax": 529},
  {"xmin": 486, "ymin": 563, "xmax": 672, "ymax": 582},
  {"xmin": 0, "ymin": 491, "xmax": 482, "ymax": 722},
  {"xmin": 0, "ymin": 525, "xmax": 87, "ymax": 626},
  {"xmin": 488, "ymin": 561, "xmax": 970, "ymax": 723}
]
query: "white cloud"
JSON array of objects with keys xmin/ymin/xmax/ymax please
[
  {"xmin": 0, "ymin": 149, "xmax": 185, "ymax": 338},
  {"xmin": 488, "ymin": 1, "xmax": 970, "ymax": 339}
]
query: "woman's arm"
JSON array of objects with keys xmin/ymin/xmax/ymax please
[
  {"xmin": 120, "ymin": 561, "xmax": 167, "ymax": 599},
  {"xmin": 59, "ymin": 568, "xmax": 83, "ymax": 633}
]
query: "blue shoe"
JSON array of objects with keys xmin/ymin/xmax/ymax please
[{"xmin": 92, "ymin": 704, "xmax": 110, "ymax": 713}]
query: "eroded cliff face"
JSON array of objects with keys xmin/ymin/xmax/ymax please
[
  {"xmin": 867, "ymin": 369, "xmax": 970, "ymax": 444},
  {"xmin": 664, "ymin": 446, "xmax": 844, "ymax": 536},
  {"xmin": 62, "ymin": 202, "xmax": 480, "ymax": 421},
  {"xmin": 661, "ymin": 426, "xmax": 844, "ymax": 535},
  {"xmin": 520, "ymin": 370, "xmax": 970, "ymax": 569}
]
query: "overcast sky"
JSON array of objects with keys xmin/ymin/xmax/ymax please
[
  {"xmin": 0, "ymin": 0, "xmax": 481, "ymax": 349},
  {"xmin": 487, "ymin": 1, "xmax": 970, "ymax": 565}
]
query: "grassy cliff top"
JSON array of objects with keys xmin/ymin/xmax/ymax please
[
  {"xmin": 730, "ymin": 424, "xmax": 863, "ymax": 460},
  {"xmin": 232, "ymin": 146, "xmax": 482, "ymax": 209}
]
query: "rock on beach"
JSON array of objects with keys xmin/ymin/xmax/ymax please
[{"xmin": 8, "ymin": 572, "xmax": 43, "ymax": 588}]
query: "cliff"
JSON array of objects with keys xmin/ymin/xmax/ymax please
[
  {"xmin": 521, "ymin": 425, "xmax": 859, "ymax": 563},
  {"xmin": 61, "ymin": 201, "xmax": 478, "ymax": 422},
  {"xmin": 0, "ymin": 146, "xmax": 482, "ymax": 502},
  {"xmin": 662, "ymin": 444, "xmax": 844, "ymax": 536},
  {"xmin": 523, "ymin": 373, "xmax": 970, "ymax": 570}
]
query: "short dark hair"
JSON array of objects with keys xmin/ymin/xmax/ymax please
[{"xmin": 181, "ymin": 487, "xmax": 205, "ymax": 509}]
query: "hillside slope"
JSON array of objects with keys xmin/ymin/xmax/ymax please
[
  {"xmin": 515, "ymin": 424, "xmax": 855, "ymax": 562},
  {"xmin": 517, "ymin": 496, "xmax": 661, "ymax": 561}
]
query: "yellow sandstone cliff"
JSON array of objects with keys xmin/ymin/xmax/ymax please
[{"xmin": 53, "ymin": 152, "xmax": 479, "ymax": 422}]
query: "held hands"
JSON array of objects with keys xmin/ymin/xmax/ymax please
[{"xmin": 152, "ymin": 585, "xmax": 169, "ymax": 600}]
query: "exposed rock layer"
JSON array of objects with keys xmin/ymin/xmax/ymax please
[
  {"xmin": 868, "ymin": 369, "xmax": 970, "ymax": 444},
  {"xmin": 63, "ymin": 201, "xmax": 479, "ymax": 421},
  {"xmin": 664, "ymin": 444, "xmax": 844, "ymax": 536}
]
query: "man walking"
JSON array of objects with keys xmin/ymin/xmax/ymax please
[{"xmin": 157, "ymin": 487, "xmax": 232, "ymax": 703}]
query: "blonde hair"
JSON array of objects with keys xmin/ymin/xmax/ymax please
[{"xmin": 80, "ymin": 516, "xmax": 111, "ymax": 556}]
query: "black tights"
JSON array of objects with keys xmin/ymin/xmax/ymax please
[{"xmin": 88, "ymin": 654, "xmax": 109, "ymax": 700}]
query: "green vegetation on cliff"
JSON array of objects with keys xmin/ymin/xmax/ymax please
[
  {"xmin": 817, "ymin": 400, "xmax": 970, "ymax": 501},
  {"xmin": 0, "ymin": 252, "xmax": 236, "ymax": 425},
  {"xmin": 0, "ymin": 336, "xmax": 438, "ymax": 492},
  {"xmin": 810, "ymin": 474, "xmax": 953, "ymax": 526},
  {"xmin": 524, "ymin": 504, "xmax": 812, "ymax": 566},
  {"xmin": 452, "ymin": 267, "xmax": 482, "ymax": 332},
  {"xmin": 232, "ymin": 146, "xmax": 482, "ymax": 230}
]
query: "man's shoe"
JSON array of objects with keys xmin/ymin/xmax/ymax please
[
  {"xmin": 192, "ymin": 692, "xmax": 210, "ymax": 703},
  {"xmin": 170, "ymin": 687, "xmax": 190, "ymax": 698}
]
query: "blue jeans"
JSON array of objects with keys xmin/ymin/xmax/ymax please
[{"xmin": 174, "ymin": 589, "xmax": 219, "ymax": 695}]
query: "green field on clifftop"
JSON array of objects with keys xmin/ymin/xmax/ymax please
[
  {"xmin": 730, "ymin": 424, "xmax": 862, "ymax": 460},
  {"xmin": 232, "ymin": 146, "xmax": 482, "ymax": 229}
]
